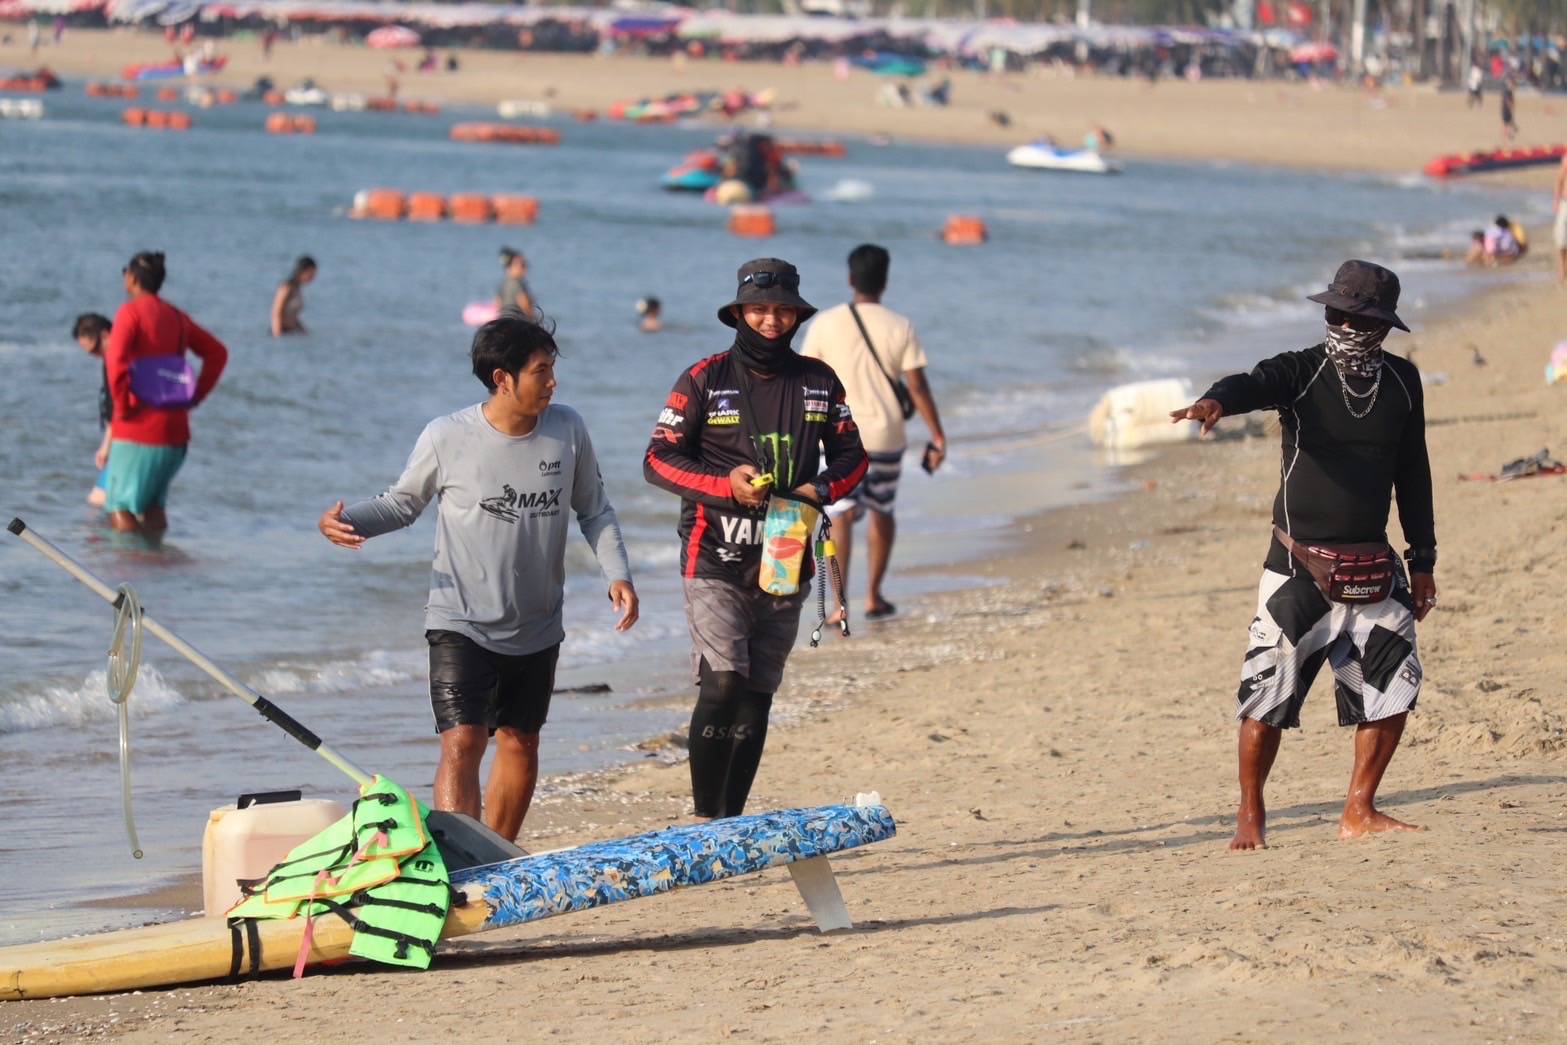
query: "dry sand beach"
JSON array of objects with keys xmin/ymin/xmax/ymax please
[
  {"xmin": 4, "ymin": 27, "xmax": 1567, "ymax": 1044},
  {"xmin": 8, "ymin": 27, "xmax": 1567, "ymax": 179}
]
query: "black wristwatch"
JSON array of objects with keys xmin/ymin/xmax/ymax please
[{"xmin": 811, "ymin": 477, "xmax": 832, "ymax": 504}]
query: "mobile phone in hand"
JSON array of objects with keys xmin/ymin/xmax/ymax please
[{"xmin": 920, "ymin": 442, "xmax": 939, "ymax": 475}]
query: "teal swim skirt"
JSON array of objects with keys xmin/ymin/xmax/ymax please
[{"xmin": 104, "ymin": 441, "xmax": 187, "ymax": 515}]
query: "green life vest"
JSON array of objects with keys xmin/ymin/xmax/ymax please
[{"xmin": 227, "ymin": 775, "xmax": 452, "ymax": 970}]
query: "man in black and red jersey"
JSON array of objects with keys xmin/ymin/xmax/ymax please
[{"xmin": 645, "ymin": 258, "xmax": 868, "ymax": 819}]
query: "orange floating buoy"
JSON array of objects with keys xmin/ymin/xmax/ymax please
[
  {"xmin": 365, "ymin": 97, "xmax": 397, "ymax": 112},
  {"xmin": 573, "ymin": 109, "xmax": 598, "ymax": 122},
  {"xmin": 215, "ymin": 89, "xmax": 238, "ymax": 105},
  {"xmin": 728, "ymin": 206, "xmax": 777, "ymax": 238},
  {"xmin": 491, "ymin": 194, "xmax": 540, "ymax": 225},
  {"xmin": 263, "ymin": 90, "xmax": 286, "ymax": 106},
  {"xmin": 942, "ymin": 215, "xmax": 988, "ymax": 246},
  {"xmin": 144, "ymin": 109, "xmax": 171, "ymax": 129},
  {"xmin": 449, "ymin": 193, "xmax": 495, "ymax": 224},
  {"xmin": 156, "ymin": 87, "xmax": 179, "ymax": 103},
  {"xmin": 122, "ymin": 107, "xmax": 148, "ymax": 127},
  {"xmin": 406, "ymin": 192, "xmax": 447, "ymax": 222},
  {"xmin": 352, "ymin": 188, "xmax": 408, "ymax": 221},
  {"xmin": 166, "ymin": 111, "xmax": 192, "ymax": 131},
  {"xmin": 267, "ymin": 113, "xmax": 317, "ymax": 135}
]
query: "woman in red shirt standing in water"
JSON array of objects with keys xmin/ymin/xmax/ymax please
[{"xmin": 103, "ymin": 251, "xmax": 229, "ymax": 535}]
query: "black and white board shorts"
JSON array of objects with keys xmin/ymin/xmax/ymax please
[
  {"xmin": 826, "ymin": 450, "xmax": 903, "ymax": 519},
  {"xmin": 1236, "ymin": 567, "xmax": 1422, "ymax": 729}
]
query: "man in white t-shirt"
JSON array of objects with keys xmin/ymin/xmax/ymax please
[{"xmin": 800, "ymin": 244, "xmax": 946, "ymax": 621}]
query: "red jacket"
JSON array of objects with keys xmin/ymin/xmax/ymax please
[{"xmin": 106, "ymin": 293, "xmax": 228, "ymax": 447}]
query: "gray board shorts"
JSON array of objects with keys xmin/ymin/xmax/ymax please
[{"xmin": 682, "ymin": 577, "xmax": 809, "ymax": 694}]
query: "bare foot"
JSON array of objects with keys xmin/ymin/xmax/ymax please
[
  {"xmin": 1229, "ymin": 803, "xmax": 1267, "ymax": 851},
  {"xmin": 1339, "ymin": 807, "xmax": 1422, "ymax": 839}
]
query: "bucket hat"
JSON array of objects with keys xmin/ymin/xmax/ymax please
[
  {"xmin": 717, "ymin": 258, "xmax": 816, "ymax": 328},
  {"xmin": 1306, "ymin": 259, "xmax": 1410, "ymax": 332}
]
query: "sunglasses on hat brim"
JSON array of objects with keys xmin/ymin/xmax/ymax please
[{"xmin": 740, "ymin": 271, "xmax": 799, "ymax": 292}]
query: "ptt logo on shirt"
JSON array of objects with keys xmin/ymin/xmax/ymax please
[{"xmin": 539, "ymin": 459, "xmax": 562, "ymax": 475}]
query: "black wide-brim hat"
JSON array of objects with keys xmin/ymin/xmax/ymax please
[
  {"xmin": 1306, "ymin": 259, "xmax": 1410, "ymax": 332},
  {"xmin": 718, "ymin": 257, "xmax": 817, "ymax": 328}
]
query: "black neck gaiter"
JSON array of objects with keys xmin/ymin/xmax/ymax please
[{"xmin": 730, "ymin": 321, "xmax": 798, "ymax": 377}]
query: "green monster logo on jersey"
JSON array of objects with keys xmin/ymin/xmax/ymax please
[{"xmin": 753, "ymin": 432, "xmax": 795, "ymax": 488}]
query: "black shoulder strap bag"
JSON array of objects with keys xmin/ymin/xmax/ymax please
[{"xmin": 848, "ymin": 303, "xmax": 917, "ymax": 420}]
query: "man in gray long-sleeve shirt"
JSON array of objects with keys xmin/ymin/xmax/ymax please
[{"xmin": 319, "ymin": 316, "xmax": 638, "ymax": 841}]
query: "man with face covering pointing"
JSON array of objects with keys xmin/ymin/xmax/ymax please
[
  {"xmin": 646, "ymin": 259, "xmax": 868, "ymax": 819},
  {"xmin": 1170, "ymin": 260, "xmax": 1438, "ymax": 851}
]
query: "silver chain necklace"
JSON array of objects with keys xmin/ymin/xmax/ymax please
[{"xmin": 1336, "ymin": 363, "xmax": 1382, "ymax": 418}]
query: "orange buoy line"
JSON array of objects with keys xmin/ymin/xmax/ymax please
[
  {"xmin": 86, "ymin": 82, "xmax": 139, "ymax": 100},
  {"xmin": 728, "ymin": 206, "xmax": 776, "ymax": 238},
  {"xmin": 775, "ymin": 139, "xmax": 847, "ymax": 158},
  {"xmin": 265, "ymin": 112, "xmax": 317, "ymax": 135},
  {"xmin": 155, "ymin": 86, "xmax": 180, "ymax": 103},
  {"xmin": 123, "ymin": 108, "xmax": 193, "ymax": 131},
  {"xmin": 349, "ymin": 190, "xmax": 540, "ymax": 225},
  {"xmin": 450, "ymin": 123, "xmax": 562, "ymax": 146},
  {"xmin": 941, "ymin": 215, "xmax": 988, "ymax": 245}
]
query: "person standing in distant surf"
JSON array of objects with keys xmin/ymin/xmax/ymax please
[
  {"xmin": 270, "ymin": 255, "xmax": 317, "ymax": 337},
  {"xmin": 1170, "ymin": 260, "xmax": 1437, "ymax": 851},
  {"xmin": 1500, "ymin": 79, "xmax": 1518, "ymax": 141},
  {"xmin": 497, "ymin": 248, "xmax": 535, "ymax": 317},
  {"xmin": 103, "ymin": 251, "xmax": 229, "ymax": 535},
  {"xmin": 318, "ymin": 315, "xmax": 638, "ymax": 842},
  {"xmin": 73, "ymin": 312, "xmax": 114, "ymax": 508}
]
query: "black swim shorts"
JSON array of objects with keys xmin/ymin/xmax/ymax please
[{"xmin": 426, "ymin": 630, "xmax": 559, "ymax": 735}]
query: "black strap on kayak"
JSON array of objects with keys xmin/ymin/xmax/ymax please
[{"xmin": 226, "ymin": 917, "xmax": 263, "ymax": 981}]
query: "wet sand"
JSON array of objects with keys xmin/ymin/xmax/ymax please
[
  {"xmin": 6, "ymin": 27, "xmax": 1567, "ymax": 182},
  {"xmin": 4, "ymin": 248, "xmax": 1565, "ymax": 1041}
]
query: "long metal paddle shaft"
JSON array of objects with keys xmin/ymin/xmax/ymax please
[{"xmin": 8, "ymin": 517, "xmax": 373, "ymax": 788}]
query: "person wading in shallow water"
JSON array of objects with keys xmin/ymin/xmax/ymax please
[
  {"xmin": 1170, "ymin": 260, "xmax": 1437, "ymax": 851},
  {"xmin": 270, "ymin": 255, "xmax": 317, "ymax": 337},
  {"xmin": 103, "ymin": 251, "xmax": 229, "ymax": 535},
  {"xmin": 645, "ymin": 258, "xmax": 867, "ymax": 820}
]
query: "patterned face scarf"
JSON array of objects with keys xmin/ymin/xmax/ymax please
[{"xmin": 1324, "ymin": 322, "xmax": 1389, "ymax": 378}]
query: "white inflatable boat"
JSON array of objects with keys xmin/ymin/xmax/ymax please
[{"xmin": 1007, "ymin": 142, "xmax": 1122, "ymax": 175}]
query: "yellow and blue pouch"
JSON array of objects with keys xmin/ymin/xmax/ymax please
[{"xmin": 758, "ymin": 491, "xmax": 822, "ymax": 597}]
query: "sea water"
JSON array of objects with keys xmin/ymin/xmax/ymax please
[{"xmin": 0, "ymin": 89, "xmax": 1537, "ymax": 943}]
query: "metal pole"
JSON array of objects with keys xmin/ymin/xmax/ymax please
[{"xmin": 8, "ymin": 518, "xmax": 373, "ymax": 788}]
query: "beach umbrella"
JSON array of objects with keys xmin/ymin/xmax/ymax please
[
  {"xmin": 1289, "ymin": 40, "xmax": 1337, "ymax": 64},
  {"xmin": 366, "ymin": 24, "xmax": 420, "ymax": 49}
]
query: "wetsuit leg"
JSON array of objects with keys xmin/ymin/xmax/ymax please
[
  {"xmin": 721, "ymin": 691, "xmax": 773, "ymax": 817},
  {"xmin": 688, "ymin": 659, "xmax": 747, "ymax": 818}
]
